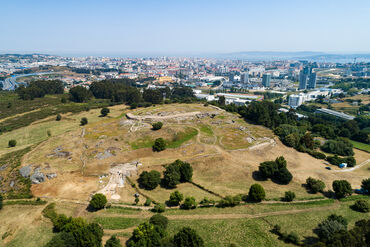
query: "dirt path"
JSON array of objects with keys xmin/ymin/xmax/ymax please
[{"xmin": 126, "ymin": 111, "xmax": 202, "ymax": 121}]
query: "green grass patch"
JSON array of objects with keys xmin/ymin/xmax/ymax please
[
  {"xmin": 4, "ymin": 199, "xmax": 47, "ymax": 206},
  {"xmin": 105, "ymin": 206, "xmax": 142, "ymax": 214},
  {"xmin": 199, "ymin": 124, "xmax": 213, "ymax": 136},
  {"xmin": 339, "ymin": 194, "xmax": 369, "ymax": 202},
  {"xmin": 166, "ymin": 127, "xmax": 198, "ymax": 148},
  {"xmin": 93, "ymin": 217, "xmax": 144, "ymax": 230},
  {"xmin": 350, "ymin": 140, "xmax": 370, "ymax": 152}
]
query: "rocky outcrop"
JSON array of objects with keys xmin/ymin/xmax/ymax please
[
  {"xmin": 19, "ymin": 165, "xmax": 32, "ymax": 178},
  {"xmin": 30, "ymin": 168, "xmax": 45, "ymax": 184},
  {"xmin": 46, "ymin": 173, "xmax": 57, "ymax": 179}
]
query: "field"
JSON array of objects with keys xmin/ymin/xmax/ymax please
[
  {"xmin": 1, "ymin": 196, "xmax": 368, "ymax": 246},
  {"xmin": 0, "ymin": 102, "xmax": 369, "ymax": 246},
  {"xmin": 350, "ymin": 140, "xmax": 370, "ymax": 153}
]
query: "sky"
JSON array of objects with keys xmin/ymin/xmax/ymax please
[{"xmin": 1, "ymin": 0, "xmax": 370, "ymax": 56}]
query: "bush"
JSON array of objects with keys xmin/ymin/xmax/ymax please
[
  {"xmin": 285, "ymin": 232, "xmax": 300, "ymax": 245},
  {"xmin": 169, "ymin": 190, "xmax": 184, "ymax": 206},
  {"xmin": 100, "ymin": 107, "xmax": 110, "ymax": 117},
  {"xmin": 182, "ymin": 197, "xmax": 197, "ymax": 209},
  {"xmin": 306, "ymin": 177, "xmax": 326, "ymax": 193},
  {"xmin": 248, "ymin": 184, "xmax": 266, "ymax": 202},
  {"xmin": 361, "ymin": 178, "xmax": 370, "ymax": 194},
  {"xmin": 56, "ymin": 114, "xmax": 62, "ymax": 121},
  {"xmin": 258, "ymin": 156, "xmax": 293, "ymax": 184},
  {"xmin": 8, "ymin": 139, "xmax": 17, "ymax": 147},
  {"xmin": 283, "ymin": 191, "xmax": 295, "ymax": 202},
  {"xmin": 199, "ymin": 197, "xmax": 216, "ymax": 207},
  {"xmin": 144, "ymin": 199, "xmax": 152, "ymax": 206},
  {"xmin": 105, "ymin": 235, "xmax": 122, "ymax": 247},
  {"xmin": 152, "ymin": 138, "xmax": 166, "ymax": 152},
  {"xmin": 138, "ymin": 170, "xmax": 161, "ymax": 190},
  {"xmin": 89, "ymin": 193, "xmax": 107, "ymax": 210},
  {"xmin": 217, "ymin": 195, "xmax": 241, "ymax": 208},
  {"xmin": 152, "ymin": 122, "xmax": 163, "ymax": 130},
  {"xmin": 258, "ymin": 161, "xmax": 277, "ymax": 179},
  {"xmin": 128, "ymin": 222, "xmax": 163, "ymax": 247},
  {"xmin": 351, "ymin": 200, "xmax": 369, "ymax": 213},
  {"xmin": 80, "ymin": 117, "xmax": 88, "ymax": 126},
  {"xmin": 274, "ymin": 168, "xmax": 293, "ymax": 185},
  {"xmin": 173, "ymin": 227, "xmax": 204, "ymax": 247},
  {"xmin": 152, "ymin": 203, "xmax": 165, "ymax": 213},
  {"xmin": 314, "ymin": 214, "xmax": 348, "ymax": 241},
  {"xmin": 332, "ymin": 180, "xmax": 352, "ymax": 198},
  {"xmin": 149, "ymin": 214, "xmax": 169, "ymax": 230}
]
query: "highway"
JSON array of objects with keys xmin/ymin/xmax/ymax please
[{"xmin": 2, "ymin": 72, "xmax": 56, "ymax": 90}]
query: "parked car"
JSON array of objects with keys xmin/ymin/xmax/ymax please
[{"xmin": 325, "ymin": 167, "xmax": 332, "ymax": 170}]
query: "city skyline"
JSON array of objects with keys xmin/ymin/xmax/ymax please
[{"xmin": 1, "ymin": 0, "xmax": 370, "ymax": 56}]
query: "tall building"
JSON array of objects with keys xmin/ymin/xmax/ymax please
[
  {"xmin": 308, "ymin": 72, "xmax": 317, "ymax": 89},
  {"xmin": 240, "ymin": 72, "xmax": 249, "ymax": 84},
  {"xmin": 299, "ymin": 66, "xmax": 311, "ymax": 90},
  {"xmin": 288, "ymin": 94, "xmax": 305, "ymax": 108},
  {"xmin": 262, "ymin": 73, "xmax": 271, "ymax": 87}
]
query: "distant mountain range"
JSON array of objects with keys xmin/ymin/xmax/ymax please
[{"xmin": 219, "ymin": 51, "xmax": 370, "ymax": 62}]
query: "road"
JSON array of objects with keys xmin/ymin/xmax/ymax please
[{"xmin": 2, "ymin": 72, "xmax": 56, "ymax": 90}]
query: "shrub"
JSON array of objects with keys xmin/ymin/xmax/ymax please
[
  {"xmin": 144, "ymin": 199, "xmax": 152, "ymax": 206},
  {"xmin": 105, "ymin": 235, "xmax": 122, "ymax": 247},
  {"xmin": 138, "ymin": 170, "xmax": 161, "ymax": 190},
  {"xmin": 351, "ymin": 200, "xmax": 369, "ymax": 213},
  {"xmin": 285, "ymin": 232, "xmax": 300, "ymax": 245},
  {"xmin": 332, "ymin": 180, "xmax": 352, "ymax": 198},
  {"xmin": 258, "ymin": 156, "xmax": 293, "ymax": 184},
  {"xmin": 182, "ymin": 197, "xmax": 197, "ymax": 210},
  {"xmin": 152, "ymin": 138, "xmax": 166, "ymax": 152},
  {"xmin": 80, "ymin": 117, "xmax": 88, "ymax": 126},
  {"xmin": 128, "ymin": 222, "xmax": 162, "ymax": 247},
  {"xmin": 61, "ymin": 97, "xmax": 67, "ymax": 103},
  {"xmin": 169, "ymin": 190, "xmax": 184, "ymax": 206},
  {"xmin": 217, "ymin": 195, "xmax": 241, "ymax": 208},
  {"xmin": 199, "ymin": 197, "xmax": 216, "ymax": 207},
  {"xmin": 361, "ymin": 178, "xmax": 370, "ymax": 194},
  {"xmin": 8, "ymin": 139, "xmax": 17, "ymax": 147},
  {"xmin": 152, "ymin": 203, "xmax": 165, "ymax": 213},
  {"xmin": 248, "ymin": 184, "xmax": 266, "ymax": 202},
  {"xmin": 274, "ymin": 167, "xmax": 293, "ymax": 185},
  {"xmin": 152, "ymin": 122, "xmax": 163, "ymax": 130},
  {"xmin": 89, "ymin": 193, "xmax": 107, "ymax": 210},
  {"xmin": 173, "ymin": 227, "xmax": 204, "ymax": 247},
  {"xmin": 47, "ymin": 130, "xmax": 52, "ymax": 137},
  {"xmin": 149, "ymin": 214, "xmax": 169, "ymax": 230},
  {"xmin": 258, "ymin": 161, "xmax": 277, "ymax": 179},
  {"xmin": 306, "ymin": 177, "xmax": 326, "ymax": 193},
  {"xmin": 56, "ymin": 114, "xmax": 62, "ymax": 121},
  {"xmin": 283, "ymin": 191, "xmax": 295, "ymax": 202},
  {"xmin": 100, "ymin": 107, "xmax": 110, "ymax": 117}
]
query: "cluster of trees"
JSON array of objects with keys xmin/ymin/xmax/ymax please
[
  {"xmin": 326, "ymin": 155, "xmax": 356, "ymax": 167},
  {"xmin": 42, "ymin": 203, "xmax": 115, "ymax": 247},
  {"xmin": 311, "ymin": 216, "xmax": 370, "ymax": 247},
  {"xmin": 127, "ymin": 214, "xmax": 203, "ymax": 247},
  {"xmin": 17, "ymin": 80, "xmax": 64, "ymax": 100},
  {"xmin": 321, "ymin": 139, "xmax": 354, "ymax": 156},
  {"xmin": 258, "ymin": 156, "xmax": 293, "ymax": 185},
  {"xmin": 69, "ymin": 86, "xmax": 92, "ymax": 103},
  {"xmin": 163, "ymin": 160, "xmax": 193, "ymax": 188},
  {"xmin": 138, "ymin": 160, "xmax": 193, "ymax": 190}
]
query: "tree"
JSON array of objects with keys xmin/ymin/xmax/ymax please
[
  {"xmin": 283, "ymin": 191, "xmax": 295, "ymax": 202},
  {"xmin": 274, "ymin": 168, "xmax": 293, "ymax": 185},
  {"xmin": 45, "ymin": 232, "xmax": 77, "ymax": 247},
  {"xmin": 101, "ymin": 107, "xmax": 110, "ymax": 117},
  {"xmin": 169, "ymin": 190, "xmax": 184, "ymax": 206},
  {"xmin": 138, "ymin": 170, "xmax": 161, "ymax": 190},
  {"xmin": 299, "ymin": 133, "xmax": 314, "ymax": 150},
  {"xmin": 8, "ymin": 139, "xmax": 16, "ymax": 147},
  {"xmin": 152, "ymin": 203, "xmax": 165, "ymax": 213},
  {"xmin": 163, "ymin": 163, "xmax": 181, "ymax": 188},
  {"xmin": 149, "ymin": 214, "xmax": 169, "ymax": 230},
  {"xmin": 80, "ymin": 117, "xmax": 88, "ymax": 126},
  {"xmin": 173, "ymin": 227, "xmax": 204, "ymax": 247},
  {"xmin": 0, "ymin": 194, "xmax": 3, "ymax": 210},
  {"xmin": 259, "ymin": 161, "xmax": 278, "ymax": 179},
  {"xmin": 69, "ymin": 86, "xmax": 92, "ymax": 103},
  {"xmin": 152, "ymin": 122, "xmax": 163, "ymax": 130},
  {"xmin": 56, "ymin": 114, "xmax": 62, "ymax": 121},
  {"xmin": 361, "ymin": 178, "xmax": 370, "ymax": 194},
  {"xmin": 248, "ymin": 184, "xmax": 266, "ymax": 202},
  {"xmin": 351, "ymin": 200, "xmax": 369, "ymax": 213},
  {"xmin": 179, "ymin": 160, "xmax": 193, "ymax": 182},
  {"xmin": 152, "ymin": 138, "xmax": 166, "ymax": 152},
  {"xmin": 314, "ymin": 214, "xmax": 348, "ymax": 241},
  {"xmin": 332, "ymin": 180, "xmax": 352, "ymax": 199},
  {"xmin": 182, "ymin": 197, "xmax": 197, "ymax": 209},
  {"xmin": 128, "ymin": 222, "xmax": 162, "ymax": 247},
  {"xmin": 105, "ymin": 235, "xmax": 122, "ymax": 247},
  {"xmin": 89, "ymin": 193, "xmax": 107, "ymax": 210},
  {"xmin": 306, "ymin": 177, "xmax": 326, "ymax": 193}
]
